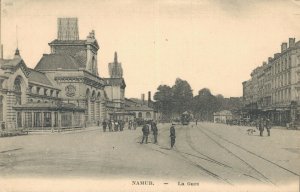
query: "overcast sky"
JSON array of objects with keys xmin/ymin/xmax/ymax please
[{"xmin": 1, "ymin": 0, "xmax": 300, "ymax": 98}]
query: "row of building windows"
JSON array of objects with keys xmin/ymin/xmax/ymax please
[
  {"xmin": 272, "ymin": 57, "xmax": 292, "ymax": 75},
  {"xmin": 272, "ymin": 72, "xmax": 291, "ymax": 89},
  {"xmin": 272, "ymin": 88, "xmax": 291, "ymax": 104},
  {"xmin": 20, "ymin": 111, "xmax": 83, "ymax": 129},
  {"xmin": 28, "ymin": 85, "xmax": 59, "ymax": 98}
]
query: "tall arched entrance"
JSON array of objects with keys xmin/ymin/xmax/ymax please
[{"xmin": 14, "ymin": 76, "xmax": 24, "ymax": 128}]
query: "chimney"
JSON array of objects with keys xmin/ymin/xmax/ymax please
[
  {"xmin": 141, "ymin": 94, "xmax": 145, "ymax": 105},
  {"xmin": 57, "ymin": 18, "xmax": 79, "ymax": 40},
  {"xmin": 289, "ymin": 38, "xmax": 295, "ymax": 48},
  {"xmin": 281, "ymin": 42, "xmax": 287, "ymax": 52},
  {"xmin": 148, "ymin": 91, "xmax": 151, "ymax": 107}
]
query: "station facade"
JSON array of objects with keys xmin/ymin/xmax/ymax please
[{"xmin": 0, "ymin": 18, "xmax": 126, "ymax": 131}]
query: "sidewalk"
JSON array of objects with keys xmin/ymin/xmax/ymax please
[{"xmin": 27, "ymin": 126, "xmax": 101, "ymax": 135}]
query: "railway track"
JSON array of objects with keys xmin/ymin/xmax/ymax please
[
  {"xmin": 134, "ymin": 125, "xmax": 233, "ymax": 185},
  {"xmin": 203, "ymin": 126, "xmax": 300, "ymax": 177},
  {"xmin": 185, "ymin": 125, "xmax": 267, "ymax": 183},
  {"xmin": 196, "ymin": 124, "xmax": 287, "ymax": 186}
]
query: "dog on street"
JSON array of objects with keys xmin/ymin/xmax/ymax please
[{"xmin": 247, "ymin": 129, "xmax": 256, "ymax": 135}]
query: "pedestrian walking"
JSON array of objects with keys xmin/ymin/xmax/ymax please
[
  {"xmin": 128, "ymin": 120, "xmax": 132, "ymax": 130},
  {"xmin": 265, "ymin": 118, "xmax": 271, "ymax": 136},
  {"xmin": 108, "ymin": 120, "xmax": 112, "ymax": 132},
  {"xmin": 140, "ymin": 123, "xmax": 149, "ymax": 144},
  {"xmin": 102, "ymin": 120, "xmax": 107, "ymax": 132},
  {"xmin": 152, "ymin": 122, "xmax": 158, "ymax": 144},
  {"xmin": 170, "ymin": 124, "xmax": 176, "ymax": 149},
  {"xmin": 1, "ymin": 122, "xmax": 5, "ymax": 131},
  {"xmin": 114, "ymin": 121, "xmax": 119, "ymax": 132},
  {"xmin": 259, "ymin": 117, "xmax": 264, "ymax": 137},
  {"xmin": 119, "ymin": 120, "xmax": 124, "ymax": 131},
  {"xmin": 196, "ymin": 119, "xmax": 198, "ymax": 125}
]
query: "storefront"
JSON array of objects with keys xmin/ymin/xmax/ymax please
[{"xmin": 13, "ymin": 102, "xmax": 85, "ymax": 131}]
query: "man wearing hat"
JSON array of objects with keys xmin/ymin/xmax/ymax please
[
  {"xmin": 265, "ymin": 118, "xmax": 272, "ymax": 136},
  {"xmin": 140, "ymin": 123, "xmax": 150, "ymax": 144},
  {"xmin": 170, "ymin": 124, "xmax": 176, "ymax": 149}
]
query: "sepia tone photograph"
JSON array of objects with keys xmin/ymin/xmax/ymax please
[{"xmin": 0, "ymin": 0, "xmax": 299, "ymax": 191}]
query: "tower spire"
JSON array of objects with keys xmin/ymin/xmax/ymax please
[
  {"xmin": 109, "ymin": 52, "xmax": 123, "ymax": 78},
  {"xmin": 114, "ymin": 51, "xmax": 118, "ymax": 63}
]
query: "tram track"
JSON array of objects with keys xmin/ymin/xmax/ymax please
[
  {"xmin": 185, "ymin": 125, "xmax": 265, "ymax": 183},
  {"xmin": 133, "ymin": 125, "xmax": 233, "ymax": 185},
  {"xmin": 203, "ymin": 126, "xmax": 300, "ymax": 177},
  {"xmin": 196, "ymin": 124, "xmax": 276, "ymax": 186},
  {"xmin": 185, "ymin": 126, "xmax": 232, "ymax": 168},
  {"xmin": 134, "ymin": 123, "xmax": 278, "ymax": 185},
  {"xmin": 172, "ymin": 126, "xmax": 233, "ymax": 185}
]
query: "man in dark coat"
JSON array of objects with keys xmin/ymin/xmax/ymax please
[
  {"xmin": 265, "ymin": 118, "xmax": 271, "ymax": 136},
  {"xmin": 114, "ymin": 121, "xmax": 119, "ymax": 132},
  {"xmin": 102, "ymin": 120, "xmax": 107, "ymax": 132},
  {"xmin": 152, "ymin": 122, "xmax": 158, "ymax": 144},
  {"xmin": 108, "ymin": 120, "xmax": 112, "ymax": 132},
  {"xmin": 140, "ymin": 123, "xmax": 150, "ymax": 144},
  {"xmin": 259, "ymin": 117, "xmax": 264, "ymax": 136},
  {"xmin": 170, "ymin": 124, "xmax": 176, "ymax": 149}
]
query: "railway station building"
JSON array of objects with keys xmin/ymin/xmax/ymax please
[{"xmin": 0, "ymin": 18, "xmax": 126, "ymax": 132}]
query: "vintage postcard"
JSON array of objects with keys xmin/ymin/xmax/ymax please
[{"xmin": 0, "ymin": 0, "xmax": 299, "ymax": 191}]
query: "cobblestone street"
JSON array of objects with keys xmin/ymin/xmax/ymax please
[{"xmin": 0, "ymin": 122, "xmax": 299, "ymax": 191}]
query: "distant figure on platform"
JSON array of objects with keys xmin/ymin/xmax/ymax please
[
  {"xmin": 258, "ymin": 117, "xmax": 264, "ymax": 137},
  {"xmin": 108, "ymin": 120, "xmax": 112, "ymax": 132},
  {"xmin": 133, "ymin": 121, "xmax": 137, "ymax": 130},
  {"xmin": 121, "ymin": 120, "xmax": 125, "ymax": 131},
  {"xmin": 102, "ymin": 120, "xmax": 107, "ymax": 132},
  {"xmin": 1, "ymin": 122, "xmax": 5, "ymax": 131},
  {"xmin": 152, "ymin": 122, "xmax": 158, "ymax": 144},
  {"xmin": 265, "ymin": 118, "xmax": 271, "ymax": 136},
  {"xmin": 140, "ymin": 123, "xmax": 149, "ymax": 144},
  {"xmin": 196, "ymin": 119, "xmax": 198, "ymax": 125},
  {"xmin": 114, "ymin": 121, "xmax": 119, "ymax": 132},
  {"xmin": 170, "ymin": 124, "xmax": 176, "ymax": 149},
  {"xmin": 128, "ymin": 120, "xmax": 132, "ymax": 130}
]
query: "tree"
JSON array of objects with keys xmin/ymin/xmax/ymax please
[
  {"xmin": 192, "ymin": 88, "xmax": 220, "ymax": 121},
  {"xmin": 153, "ymin": 85, "xmax": 173, "ymax": 120},
  {"xmin": 171, "ymin": 78, "xmax": 193, "ymax": 115}
]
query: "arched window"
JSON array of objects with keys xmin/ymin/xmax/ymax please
[
  {"xmin": 85, "ymin": 89, "xmax": 90, "ymax": 121},
  {"xmin": 146, "ymin": 112, "xmax": 151, "ymax": 118},
  {"xmin": 92, "ymin": 56, "xmax": 96, "ymax": 74},
  {"xmin": 14, "ymin": 77, "xmax": 22, "ymax": 105},
  {"xmin": 138, "ymin": 112, "xmax": 142, "ymax": 118},
  {"xmin": 97, "ymin": 92, "xmax": 101, "ymax": 101}
]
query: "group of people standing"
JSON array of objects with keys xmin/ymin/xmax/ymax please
[
  {"xmin": 101, "ymin": 120, "xmax": 122, "ymax": 132},
  {"xmin": 101, "ymin": 120, "xmax": 138, "ymax": 132},
  {"xmin": 141, "ymin": 121, "xmax": 158, "ymax": 144},
  {"xmin": 141, "ymin": 121, "xmax": 176, "ymax": 149},
  {"xmin": 256, "ymin": 117, "xmax": 272, "ymax": 136}
]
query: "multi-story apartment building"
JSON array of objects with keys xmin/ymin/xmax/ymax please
[{"xmin": 243, "ymin": 38, "xmax": 300, "ymax": 126}]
